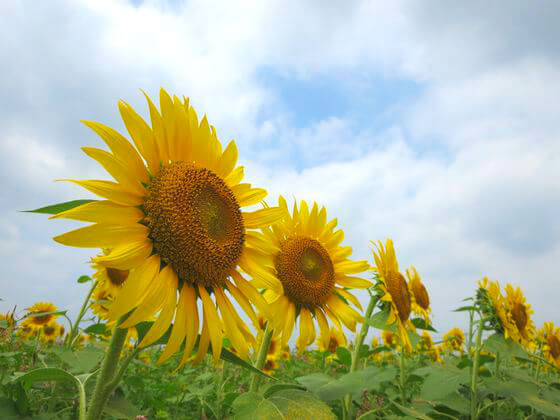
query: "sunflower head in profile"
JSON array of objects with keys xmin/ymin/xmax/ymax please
[
  {"xmin": 90, "ymin": 285, "xmax": 114, "ymax": 321},
  {"xmin": 50, "ymin": 89, "xmax": 285, "ymax": 366},
  {"xmin": 406, "ymin": 266, "xmax": 431, "ymax": 323},
  {"xmin": 503, "ymin": 284, "xmax": 536, "ymax": 349},
  {"xmin": 540, "ymin": 322, "xmax": 560, "ymax": 368},
  {"xmin": 21, "ymin": 302, "xmax": 58, "ymax": 332},
  {"xmin": 443, "ymin": 327, "xmax": 465, "ymax": 354},
  {"xmin": 372, "ymin": 239, "xmax": 413, "ymax": 352},
  {"xmin": 317, "ymin": 326, "xmax": 347, "ymax": 354},
  {"xmin": 246, "ymin": 197, "xmax": 370, "ymax": 353}
]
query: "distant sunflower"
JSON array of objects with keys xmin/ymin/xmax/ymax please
[
  {"xmin": 51, "ymin": 89, "xmax": 284, "ymax": 365},
  {"xmin": 430, "ymin": 345, "xmax": 443, "ymax": 363},
  {"xmin": 406, "ymin": 266, "xmax": 431, "ymax": 323},
  {"xmin": 92, "ymin": 258, "xmax": 129, "ymax": 296},
  {"xmin": 417, "ymin": 331, "xmax": 434, "ymax": 352},
  {"xmin": 443, "ymin": 327, "xmax": 465, "ymax": 354},
  {"xmin": 317, "ymin": 326, "xmax": 347, "ymax": 354},
  {"xmin": 248, "ymin": 197, "xmax": 370, "ymax": 353},
  {"xmin": 503, "ymin": 284, "xmax": 536, "ymax": 349},
  {"xmin": 262, "ymin": 356, "xmax": 279, "ymax": 375},
  {"xmin": 22, "ymin": 302, "xmax": 58, "ymax": 332},
  {"xmin": 373, "ymin": 239, "xmax": 413, "ymax": 351},
  {"xmin": 0, "ymin": 313, "xmax": 14, "ymax": 330},
  {"xmin": 40, "ymin": 323, "xmax": 59, "ymax": 344},
  {"xmin": 90, "ymin": 286, "xmax": 113, "ymax": 321},
  {"xmin": 540, "ymin": 322, "xmax": 560, "ymax": 368},
  {"xmin": 382, "ymin": 330, "xmax": 400, "ymax": 351}
]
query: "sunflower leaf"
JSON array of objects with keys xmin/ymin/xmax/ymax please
[
  {"xmin": 220, "ymin": 348, "xmax": 275, "ymax": 379},
  {"xmin": 25, "ymin": 310, "xmax": 67, "ymax": 319},
  {"xmin": 23, "ymin": 199, "xmax": 96, "ymax": 215},
  {"xmin": 77, "ymin": 275, "xmax": 92, "ymax": 284},
  {"xmin": 366, "ymin": 309, "xmax": 396, "ymax": 333},
  {"xmin": 411, "ymin": 318, "xmax": 437, "ymax": 332}
]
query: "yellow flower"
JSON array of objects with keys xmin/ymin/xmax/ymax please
[
  {"xmin": 382, "ymin": 330, "xmax": 400, "ymax": 351},
  {"xmin": 317, "ymin": 327, "xmax": 347, "ymax": 354},
  {"xmin": 21, "ymin": 302, "xmax": 58, "ymax": 332},
  {"xmin": 262, "ymin": 356, "xmax": 279, "ymax": 374},
  {"xmin": 373, "ymin": 239, "xmax": 413, "ymax": 352},
  {"xmin": 503, "ymin": 284, "xmax": 536, "ymax": 349},
  {"xmin": 90, "ymin": 285, "xmax": 114, "ymax": 321},
  {"xmin": 443, "ymin": 327, "xmax": 465, "ymax": 354},
  {"xmin": 417, "ymin": 331, "xmax": 434, "ymax": 352},
  {"xmin": 92, "ymin": 258, "xmax": 130, "ymax": 297},
  {"xmin": 540, "ymin": 322, "xmax": 560, "ymax": 368},
  {"xmin": 430, "ymin": 345, "xmax": 443, "ymax": 363},
  {"xmin": 50, "ymin": 89, "xmax": 284, "ymax": 365},
  {"xmin": 0, "ymin": 313, "xmax": 14, "ymax": 330},
  {"xmin": 40, "ymin": 322, "xmax": 64, "ymax": 344},
  {"xmin": 406, "ymin": 266, "xmax": 431, "ymax": 323},
  {"xmin": 248, "ymin": 197, "xmax": 370, "ymax": 353}
]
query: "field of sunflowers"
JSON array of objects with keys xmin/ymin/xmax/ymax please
[{"xmin": 1, "ymin": 90, "xmax": 559, "ymax": 420}]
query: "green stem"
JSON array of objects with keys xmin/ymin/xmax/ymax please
[
  {"xmin": 78, "ymin": 382, "xmax": 87, "ymax": 420},
  {"xmin": 85, "ymin": 319, "xmax": 128, "ymax": 420},
  {"xmin": 67, "ymin": 280, "xmax": 98, "ymax": 348},
  {"xmin": 249, "ymin": 322, "xmax": 273, "ymax": 392},
  {"xmin": 343, "ymin": 293, "xmax": 377, "ymax": 417},
  {"xmin": 467, "ymin": 309, "xmax": 474, "ymax": 353},
  {"xmin": 494, "ymin": 352, "xmax": 500, "ymax": 420},
  {"xmin": 470, "ymin": 316, "xmax": 484, "ymax": 420},
  {"xmin": 399, "ymin": 348, "xmax": 407, "ymax": 404}
]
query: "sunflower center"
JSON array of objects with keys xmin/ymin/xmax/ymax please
[
  {"xmin": 549, "ymin": 335, "xmax": 560, "ymax": 359},
  {"xmin": 144, "ymin": 162, "xmax": 244, "ymax": 287},
  {"xmin": 511, "ymin": 303, "xmax": 528, "ymax": 332},
  {"xmin": 274, "ymin": 237, "xmax": 335, "ymax": 307},
  {"xmin": 414, "ymin": 282, "xmax": 430, "ymax": 310},
  {"xmin": 106, "ymin": 268, "xmax": 129, "ymax": 287},
  {"xmin": 43, "ymin": 325, "xmax": 55, "ymax": 336},
  {"xmin": 327, "ymin": 336, "xmax": 339, "ymax": 353},
  {"xmin": 386, "ymin": 272, "xmax": 411, "ymax": 323},
  {"xmin": 31, "ymin": 312, "xmax": 53, "ymax": 325}
]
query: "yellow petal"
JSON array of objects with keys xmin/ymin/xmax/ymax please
[
  {"xmin": 118, "ymin": 100, "xmax": 160, "ymax": 175},
  {"xmin": 297, "ymin": 308, "xmax": 311, "ymax": 354},
  {"xmin": 336, "ymin": 288, "xmax": 363, "ymax": 311},
  {"xmin": 191, "ymin": 315, "xmax": 210, "ymax": 365},
  {"xmin": 49, "ymin": 200, "xmax": 144, "ymax": 224},
  {"xmin": 306, "ymin": 202, "xmax": 320, "ymax": 237},
  {"xmin": 225, "ymin": 280, "xmax": 258, "ymax": 327},
  {"xmin": 231, "ymin": 270, "xmax": 272, "ymax": 319},
  {"xmin": 106, "ymin": 255, "xmax": 160, "ymax": 320},
  {"xmin": 215, "ymin": 140, "xmax": 238, "ymax": 178},
  {"xmin": 59, "ymin": 179, "xmax": 143, "ymax": 206},
  {"xmin": 335, "ymin": 260, "xmax": 370, "ymax": 275},
  {"xmin": 198, "ymin": 286, "xmax": 222, "ymax": 364},
  {"xmin": 54, "ymin": 223, "xmax": 148, "ymax": 248},
  {"xmin": 245, "ymin": 231, "xmax": 281, "ymax": 255},
  {"xmin": 81, "ymin": 147, "xmax": 146, "ymax": 195},
  {"xmin": 214, "ymin": 289, "xmax": 248, "ymax": 359},
  {"xmin": 172, "ymin": 95, "xmax": 191, "ymax": 162},
  {"xmin": 81, "ymin": 120, "xmax": 148, "ymax": 183},
  {"xmin": 158, "ymin": 283, "xmax": 189, "ymax": 364},
  {"xmin": 270, "ymin": 295, "xmax": 290, "ymax": 332},
  {"xmin": 282, "ymin": 302, "xmax": 296, "ymax": 347},
  {"xmin": 323, "ymin": 306, "xmax": 343, "ymax": 331},
  {"xmin": 239, "ymin": 252, "xmax": 281, "ymax": 294},
  {"xmin": 326, "ymin": 296, "xmax": 361, "ymax": 331},
  {"xmin": 335, "ymin": 275, "xmax": 372, "ymax": 289},
  {"xmin": 143, "ymin": 90, "xmax": 169, "ymax": 164},
  {"xmin": 225, "ymin": 166, "xmax": 244, "ymax": 187},
  {"xmin": 236, "ymin": 187, "xmax": 267, "ymax": 207},
  {"xmin": 243, "ymin": 207, "xmax": 284, "ymax": 229},
  {"xmin": 315, "ymin": 308, "xmax": 330, "ymax": 351},
  {"xmin": 93, "ymin": 240, "xmax": 153, "ymax": 270}
]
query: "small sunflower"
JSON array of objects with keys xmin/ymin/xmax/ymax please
[
  {"xmin": 92, "ymin": 258, "xmax": 130, "ymax": 296},
  {"xmin": 540, "ymin": 322, "xmax": 560, "ymax": 369},
  {"xmin": 0, "ymin": 313, "xmax": 14, "ymax": 330},
  {"xmin": 22, "ymin": 302, "xmax": 58, "ymax": 332},
  {"xmin": 262, "ymin": 356, "xmax": 280, "ymax": 375},
  {"xmin": 370, "ymin": 336, "xmax": 383, "ymax": 363},
  {"xmin": 430, "ymin": 345, "xmax": 443, "ymax": 363},
  {"xmin": 90, "ymin": 285, "xmax": 114, "ymax": 321},
  {"xmin": 249, "ymin": 197, "xmax": 370, "ymax": 353},
  {"xmin": 373, "ymin": 239, "xmax": 413, "ymax": 352},
  {"xmin": 503, "ymin": 284, "xmax": 536, "ymax": 349},
  {"xmin": 50, "ymin": 89, "xmax": 285, "ymax": 365},
  {"xmin": 40, "ymin": 323, "xmax": 60, "ymax": 344},
  {"xmin": 382, "ymin": 330, "xmax": 400, "ymax": 351},
  {"xmin": 443, "ymin": 327, "xmax": 465, "ymax": 354},
  {"xmin": 17, "ymin": 324, "xmax": 34, "ymax": 340},
  {"xmin": 317, "ymin": 326, "xmax": 347, "ymax": 354},
  {"xmin": 417, "ymin": 331, "xmax": 434, "ymax": 352},
  {"xmin": 406, "ymin": 266, "xmax": 431, "ymax": 323}
]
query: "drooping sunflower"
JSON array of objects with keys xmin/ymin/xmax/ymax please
[
  {"xmin": 21, "ymin": 302, "xmax": 58, "ymax": 332},
  {"xmin": 372, "ymin": 239, "xmax": 413, "ymax": 352},
  {"xmin": 247, "ymin": 197, "xmax": 370, "ymax": 353},
  {"xmin": 406, "ymin": 266, "xmax": 431, "ymax": 323},
  {"xmin": 503, "ymin": 284, "xmax": 536, "ymax": 349},
  {"xmin": 51, "ymin": 89, "xmax": 284, "ymax": 365},
  {"xmin": 443, "ymin": 327, "xmax": 465, "ymax": 354},
  {"xmin": 540, "ymin": 322, "xmax": 560, "ymax": 369}
]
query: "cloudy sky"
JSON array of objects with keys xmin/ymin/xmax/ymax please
[{"xmin": 1, "ymin": 0, "xmax": 559, "ymax": 339}]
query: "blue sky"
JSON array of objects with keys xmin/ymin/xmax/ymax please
[{"xmin": 1, "ymin": 0, "xmax": 559, "ymax": 341}]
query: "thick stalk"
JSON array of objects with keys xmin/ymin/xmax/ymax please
[
  {"xmin": 85, "ymin": 321, "xmax": 128, "ymax": 420},
  {"xmin": 67, "ymin": 280, "xmax": 98, "ymax": 347},
  {"xmin": 470, "ymin": 316, "xmax": 484, "ymax": 420},
  {"xmin": 467, "ymin": 309, "xmax": 474, "ymax": 353},
  {"xmin": 78, "ymin": 382, "xmax": 87, "ymax": 420},
  {"xmin": 344, "ymin": 294, "xmax": 377, "ymax": 417},
  {"xmin": 249, "ymin": 322, "xmax": 273, "ymax": 392}
]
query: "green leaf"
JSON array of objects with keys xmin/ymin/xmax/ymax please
[
  {"xmin": 84, "ymin": 323, "xmax": 110, "ymax": 336},
  {"xmin": 366, "ymin": 309, "xmax": 397, "ymax": 332},
  {"xmin": 391, "ymin": 399, "xmax": 435, "ymax": 420},
  {"xmin": 417, "ymin": 365, "xmax": 470, "ymax": 401},
  {"xmin": 0, "ymin": 320, "xmax": 8, "ymax": 328},
  {"xmin": 23, "ymin": 199, "xmax": 95, "ymax": 215},
  {"xmin": 453, "ymin": 305, "xmax": 476, "ymax": 312},
  {"xmin": 232, "ymin": 389, "xmax": 336, "ymax": 420},
  {"xmin": 134, "ymin": 321, "xmax": 173, "ymax": 346},
  {"xmin": 483, "ymin": 333, "xmax": 526, "ymax": 360},
  {"xmin": 262, "ymin": 383, "xmax": 306, "ymax": 398},
  {"xmin": 0, "ymin": 397, "xmax": 17, "ymax": 418},
  {"xmin": 52, "ymin": 346, "xmax": 104, "ymax": 373},
  {"xmin": 220, "ymin": 348, "xmax": 274, "ymax": 379},
  {"xmin": 25, "ymin": 310, "xmax": 67, "ymax": 319},
  {"xmin": 77, "ymin": 275, "xmax": 92, "ymax": 283},
  {"xmin": 411, "ymin": 317, "xmax": 437, "ymax": 332},
  {"xmin": 104, "ymin": 394, "xmax": 140, "ymax": 419},
  {"xmin": 13, "ymin": 367, "xmax": 79, "ymax": 389},
  {"xmin": 335, "ymin": 347, "xmax": 352, "ymax": 366}
]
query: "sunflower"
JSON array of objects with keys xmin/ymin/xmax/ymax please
[
  {"xmin": 540, "ymin": 322, "xmax": 560, "ymax": 369},
  {"xmin": 317, "ymin": 326, "xmax": 347, "ymax": 354},
  {"xmin": 503, "ymin": 284, "xmax": 536, "ymax": 349},
  {"xmin": 443, "ymin": 327, "xmax": 465, "ymax": 354},
  {"xmin": 246, "ymin": 197, "xmax": 370, "ymax": 353},
  {"xmin": 21, "ymin": 302, "xmax": 58, "ymax": 332},
  {"xmin": 406, "ymin": 266, "xmax": 431, "ymax": 323},
  {"xmin": 40, "ymin": 323, "xmax": 60, "ymax": 344},
  {"xmin": 0, "ymin": 313, "xmax": 14, "ymax": 330},
  {"xmin": 90, "ymin": 286, "xmax": 114, "ymax": 321},
  {"xmin": 92, "ymin": 258, "xmax": 130, "ymax": 296},
  {"xmin": 373, "ymin": 239, "xmax": 413, "ymax": 352},
  {"xmin": 369, "ymin": 336, "xmax": 383, "ymax": 363},
  {"xmin": 262, "ymin": 356, "xmax": 280, "ymax": 375},
  {"xmin": 430, "ymin": 345, "xmax": 443, "ymax": 363},
  {"xmin": 417, "ymin": 331, "xmax": 434, "ymax": 352},
  {"xmin": 50, "ymin": 89, "xmax": 284, "ymax": 365},
  {"xmin": 382, "ymin": 330, "xmax": 400, "ymax": 351}
]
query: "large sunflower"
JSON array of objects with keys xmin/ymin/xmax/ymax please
[
  {"xmin": 406, "ymin": 266, "xmax": 431, "ymax": 323},
  {"xmin": 21, "ymin": 302, "xmax": 59, "ymax": 332},
  {"xmin": 372, "ymin": 239, "xmax": 413, "ymax": 352},
  {"xmin": 540, "ymin": 322, "xmax": 560, "ymax": 369},
  {"xmin": 248, "ymin": 197, "xmax": 370, "ymax": 353},
  {"xmin": 503, "ymin": 284, "xmax": 536, "ymax": 349},
  {"xmin": 51, "ymin": 89, "xmax": 283, "ymax": 365}
]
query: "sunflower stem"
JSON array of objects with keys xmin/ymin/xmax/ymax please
[
  {"xmin": 467, "ymin": 308, "xmax": 474, "ymax": 353},
  {"xmin": 399, "ymin": 348, "xmax": 407, "ymax": 404},
  {"xmin": 470, "ymin": 315, "xmax": 484, "ymax": 420},
  {"xmin": 249, "ymin": 322, "xmax": 273, "ymax": 392},
  {"xmin": 85, "ymin": 318, "xmax": 128, "ymax": 420},
  {"xmin": 344, "ymin": 292, "xmax": 377, "ymax": 417},
  {"xmin": 67, "ymin": 280, "xmax": 98, "ymax": 348}
]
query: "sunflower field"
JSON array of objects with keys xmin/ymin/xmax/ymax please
[{"xmin": 1, "ymin": 90, "xmax": 559, "ymax": 420}]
